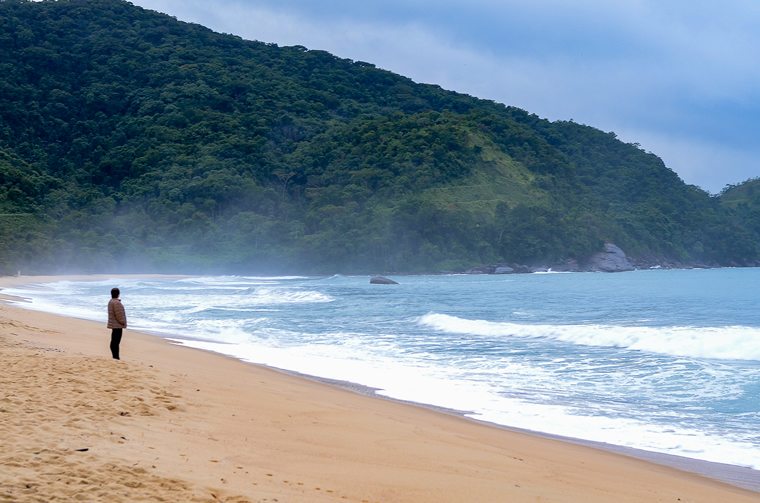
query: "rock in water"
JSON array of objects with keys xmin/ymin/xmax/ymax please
[
  {"xmin": 370, "ymin": 276, "xmax": 399, "ymax": 285},
  {"xmin": 587, "ymin": 243, "xmax": 635, "ymax": 272}
]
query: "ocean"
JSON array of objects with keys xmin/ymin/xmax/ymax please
[{"xmin": 4, "ymin": 268, "xmax": 760, "ymax": 478}]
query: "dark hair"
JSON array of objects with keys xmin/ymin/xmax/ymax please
[{"xmin": 111, "ymin": 287, "xmax": 120, "ymax": 299}]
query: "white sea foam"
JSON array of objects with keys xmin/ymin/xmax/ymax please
[
  {"xmin": 2, "ymin": 287, "xmax": 103, "ymax": 321},
  {"xmin": 240, "ymin": 287, "xmax": 334, "ymax": 304},
  {"xmin": 419, "ymin": 313, "xmax": 760, "ymax": 361},
  {"xmin": 179, "ymin": 275, "xmax": 309, "ymax": 286}
]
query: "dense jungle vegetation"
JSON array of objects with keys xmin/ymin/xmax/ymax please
[{"xmin": 1, "ymin": 0, "xmax": 758, "ymax": 274}]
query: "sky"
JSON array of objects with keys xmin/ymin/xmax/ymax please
[{"xmin": 131, "ymin": 0, "xmax": 759, "ymax": 193}]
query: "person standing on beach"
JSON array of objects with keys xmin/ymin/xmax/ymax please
[{"xmin": 107, "ymin": 287, "xmax": 127, "ymax": 360}]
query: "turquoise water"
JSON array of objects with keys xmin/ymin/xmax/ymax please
[{"xmin": 5, "ymin": 268, "xmax": 760, "ymax": 470}]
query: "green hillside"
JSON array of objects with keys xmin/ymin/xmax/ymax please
[
  {"xmin": 717, "ymin": 178, "xmax": 760, "ymax": 263},
  {"xmin": 0, "ymin": 0, "xmax": 758, "ymax": 274}
]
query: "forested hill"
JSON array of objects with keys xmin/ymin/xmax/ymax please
[{"xmin": 1, "ymin": 0, "xmax": 758, "ymax": 274}]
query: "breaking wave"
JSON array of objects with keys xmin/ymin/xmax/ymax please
[{"xmin": 418, "ymin": 313, "xmax": 760, "ymax": 361}]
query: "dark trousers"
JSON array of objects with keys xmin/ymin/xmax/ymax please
[{"xmin": 110, "ymin": 328, "xmax": 122, "ymax": 360}]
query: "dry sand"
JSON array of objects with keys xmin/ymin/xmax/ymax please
[{"xmin": 1, "ymin": 275, "xmax": 759, "ymax": 502}]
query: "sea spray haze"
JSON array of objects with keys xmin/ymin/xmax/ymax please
[{"xmin": 4, "ymin": 268, "xmax": 760, "ymax": 472}]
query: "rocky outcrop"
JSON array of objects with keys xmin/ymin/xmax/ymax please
[
  {"xmin": 459, "ymin": 243, "xmax": 726, "ymax": 275},
  {"xmin": 546, "ymin": 259, "xmax": 580, "ymax": 272},
  {"xmin": 493, "ymin": 265, "xmax": 514, "ymax": 274},
  {"xmin": 587, "ymin": 243, "xmax": 635, "ymax": 272},
  {"xmin": 464, "ymin": 263, "xmax": 532, "ymax": 275},
  {"xmin": 463, "ymin": 265, "xmax": 494, "ymax": 274},
  {"xmin": 370, "ymin": 275, "xmax": 399, "ymax": 285}
]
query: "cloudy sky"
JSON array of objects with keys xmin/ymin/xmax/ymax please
[{"xmin": 131, "ymin": 0, "xmax": 759, "ymax": 193}]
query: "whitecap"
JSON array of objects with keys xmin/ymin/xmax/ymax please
[{"xmin": 418, "ymin": 313, "xmax": 760, "ymax": 361}]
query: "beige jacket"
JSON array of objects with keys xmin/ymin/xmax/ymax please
[{"xmin": 107, "ymin": 298, "xmax": 127, "ymax": 329}]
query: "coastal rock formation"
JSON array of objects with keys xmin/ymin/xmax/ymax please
[
  {"xmin": 464, "ymin": 264, "xmax": 531, "ymax": 274},
  {"xmin": 547, "ymin": 259, "xmax": 580, "ymax": 272},
  {"xmin": 494, "ymin": 265, "xmax": 514, "ymax": 274},
  {"xmin": 370, "ymin": 276, "xmax": 399, "ymax": 285},
  {"xmin": 464, "ymin": 266, "xmax": 495, "ymax": 274},
  {"xmin": 587, "ymin": 243, "xmax": 635, "ymax": 272}
]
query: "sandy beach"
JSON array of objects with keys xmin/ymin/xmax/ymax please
[{"xmin": 1, "ymin": 276, "xmax": 758, "ymax": 502}]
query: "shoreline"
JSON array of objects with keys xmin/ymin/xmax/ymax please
[
  {"xmin": 2, "ymin": 274, "xmax": 759, "ymax": 501},
  {"xmin": 259, "ymin": 363, "xmax": 760, "ymax": 493}
]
